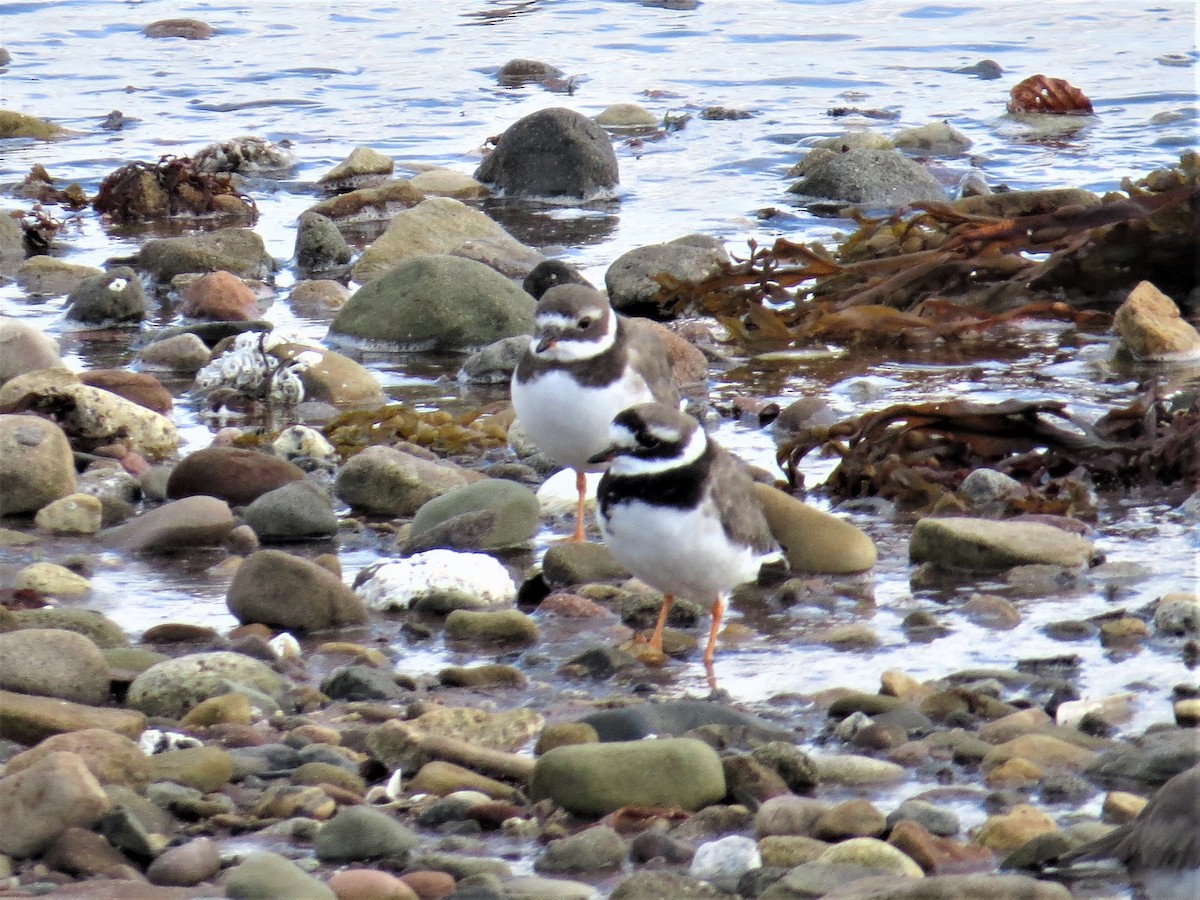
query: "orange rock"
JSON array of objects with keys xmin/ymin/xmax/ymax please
[
  {"xmin": 328, "ymin": 867, "xmax": 417, "ymax": 900},
  {"xmin": 180, "ymin": 270, "xmax": 260, "ymax": 321}
]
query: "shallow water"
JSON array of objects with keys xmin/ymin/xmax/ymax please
[{"xmin": 2, "ymin": 0, "xmax": 1199, "ymax": 876}]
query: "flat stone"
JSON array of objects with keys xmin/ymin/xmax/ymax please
[
  {"xmin": 909, "ymin": 517, "xmax": 1097, "ymax": 571},
  {"xmin": 530, "ymin": 738, "xmax": 726, "ymax": 816}
]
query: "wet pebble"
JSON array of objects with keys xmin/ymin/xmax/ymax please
[{"xmin": 535, "ymin": 824, "xmax": 627, "ymax": 873}]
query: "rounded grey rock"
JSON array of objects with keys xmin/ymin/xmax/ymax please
[{"xmin": 474, "ymin": 107, "xmax": 619, "ymax": 199}]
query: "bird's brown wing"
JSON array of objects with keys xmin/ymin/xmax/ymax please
[
  {"xmin": 709, "ymin": 447, "xmax": 779, "ymax": 557},
  {"xmin": 623, "ymin": 318, "xmax": 682, "ymax": 408}
]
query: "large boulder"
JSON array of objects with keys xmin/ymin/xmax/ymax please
[
  {"xmin": 126, "ymin": 651, "xmax": 287, "ymax": 720},
  {"xmin": 226, "ymin": 549, "xmax": 368, "ymax": 631},
  {"xmin": 0, "ymin": 369, "xmax": 178, "ymax": 460},
  {"xmin": 0, "ymin": 317, "xmax": 62, "ymax": 385},
  {"xmin": 530, "ymin": 738, "xmax": 726, "ymax": 816},
  {"xmin": 100, "ymin": 495, "xmax": 236, "ymax": 552},
  {"xmin": 474, "ymin": 107, "xmax": 620, "ymax": 199},
  {"xmin": 331, "ymin": 254, "xmax": 535, "ymax": 350},
  {"xmin": 0, "ymin": 414, "xmax": 76, "ymax": 515},
  {"xmin": 350, "ymin": 196, "xmax": 532, "ymax": 284},
  {"xmin": 788, "ymin": 148, "xmax": 946, "ymax": 208},
  {"xmin": 63, "ymin": 267, "xmax": 146, "ymax": 326},
  {"xmin": 132, "ymin": 227, "xmax": 275, "ymax": 283},
  {"xmin": 0, "ymin": 629, "xmax": 111, "ymax": 705}
]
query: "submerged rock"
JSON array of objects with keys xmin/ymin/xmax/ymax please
[
  {"xmin": 788, "ymin": 148, "xmax": 946, "ymax": 208},
  {"xmin": 475, "ymin": 106, "xmax": 619, "ymax": 199},
  {"xmin": 909, "ymin": 517, "xmax": 1098, "ymax": 571},
  {"xmin": 350, "ymin": 196, "xmax": 528, "ymax": 284},
  {"xmin": 334, "ymin": 253, "xmax": 535, "ymax": 350}
]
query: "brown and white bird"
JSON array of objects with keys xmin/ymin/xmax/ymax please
[
  {"xmin": 1051, "ymin": 764, "xmax": 1200, "ymax": 900},
  {"xmin": 589, "ymin": 403, "xmax": 782, "ymax": 676},
  {"xmin": 511, "ymin": 284, "xmax": 680, "ymax": 542}
]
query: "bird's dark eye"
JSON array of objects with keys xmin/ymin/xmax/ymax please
[
  {"xmin": 638, "ymin": 432, "xmax": 660, "ymax": 449},
  {"xmin": 577, "ymin": 317, "xmax": 592, "ymax": 330}
]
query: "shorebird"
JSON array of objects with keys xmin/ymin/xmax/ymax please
[
  {"xmin": 511, "ymin": 284, "xmax": 679, "ymax": 542},
  {"xmin": 589, "ymin": 402, "xmax": 782, "ymax": 679},
  {"xmin": 1052, "ymin": 764, "xmax": 1200, "ymax": 900}
]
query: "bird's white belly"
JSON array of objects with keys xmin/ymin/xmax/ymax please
[
  {"xmin": 600, "ymin": 498, "xmax": 764, "ymax": 601},
  {"xmin": 512, "ymin": 369, "xmax": 654, "ymax": 471}
]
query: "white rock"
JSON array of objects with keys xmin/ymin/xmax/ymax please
[
  {"xmin": 355, "ymin": 550, "xmax": 516, "ymax": 611},
  {"xmin": 1055, "ymin": 693, "xmax": 1136, "ymax": 728},
  {"xmin": 690, "ymin": 834, "xmax": 762, "ymax": 885},
  {"xmin": 535, "ymin": 468, "xmax": 602, "ymax": 518}
]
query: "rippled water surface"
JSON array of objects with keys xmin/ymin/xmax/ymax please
[{"xmin": 2, "ymin": 0, "xmax": 1198, "ymax": 768}]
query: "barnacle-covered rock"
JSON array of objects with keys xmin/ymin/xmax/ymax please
[{"xmin": 194, "ymin": 330, "xmax": 382, "ymax": 407}]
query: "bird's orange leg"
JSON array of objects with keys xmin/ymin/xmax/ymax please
[
  {"xmin": 649, "ymin": 594, "xmax": 675, "ymax": 652},
  {"xmin": 572, "ymin": 469, "xmax": 588, "ymax": 542},
  {"xmin": 704, "ymin": 596, "xmax": 726, "ymax": 667}
]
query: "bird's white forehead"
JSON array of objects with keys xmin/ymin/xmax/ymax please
[
  {"xmin": 609, "ymin": 421, "xmax": 639, "ymax": 446},
  {"xmin": 646, "ymin": 422, "xmax": 684, "ymax": 444},
  {"xmin": 535, "ymin": 312, "xmax": 577, "ymax": 330}
]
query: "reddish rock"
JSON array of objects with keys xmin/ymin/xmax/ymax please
[
  {"xmin": 166, "ymin": 446, "xmax": 305, "ymax": 506},
  {"xmin": 80, "ymin": 369, "xmax": 173, "ymax": 414},
  {"xmin": 888, "ymin": 819, "xmax": 995, "ymax": 874},
  {"xmin": 179, "ymin": 270, "xmax": 260, "ymax": 321},
  {"xmin": 328, "ymin": 867, "xmax": 418, "ymax": 900},
  {"xmin": 398, "ymin": 870, "xmax": 456, "ymax": 900}
]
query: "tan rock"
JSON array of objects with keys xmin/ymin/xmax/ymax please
[
  {"xmin": 973, "ymin": 804, "xmax": 1056, "ymax": 852},
  {"xmin": 14, "ymin": 561, "xmax": 91, "ymax": 598},
  {"xmin": 0, "ymin": 413, "xmax": 76, "ymax": 514},
  {"xmin": 35, "ymin": 492, "xmax": 103, "ymax": 534},
  {"xmin": 0, "ymin": 751, "xmax": 113, "ymax": 858},
  {"xmin": 1102, "ymin": 790, "xmax": 1148, "ymax": 824},
  {"xmin": 1114, "ymin": 280, "xmax": 1200, "ymax": 363},
  {"xmin": 982, "ymin": 733, "xmax": 1098, "ymax": 772},
  {"xmin": 4, "ymin": 728, "xmax": 152, "ymax": 790},
  {"xmin": 0, "ymin": 688, "xmax": 146, "ymax": 744},
  {"xmin": 817, "ymin": 836, "xmax": 924, "ymax": 877},
  {"xmin": 754, "ymin": 483, "xmax": 877, "ymax": 573}
]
